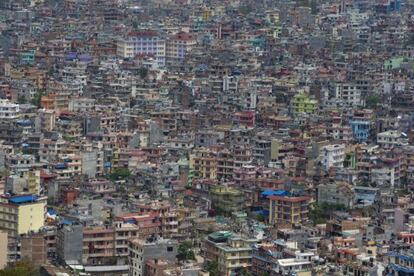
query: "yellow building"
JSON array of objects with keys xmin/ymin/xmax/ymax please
[
  {"xmin": 291, "ymin": 91, "xmax": 318, "ymax": 115},
  {"xmin": 204, "ymin": 232, "xmax": 258, "ymax": 276},
  {"xmin": 0, "ymin": 231, "xmax": 6, "ymax": 269},
  {"xmin": 189, "ymin": 148, "xmax": 218, "ymax": 180},
  {"xmin": 0, "ymin": 195, "xmax": 46, "ymax": 238}
]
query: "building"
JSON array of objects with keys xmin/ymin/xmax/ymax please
[
  {"xmin": 268, "ymin": 195, "xmax": 311, "ymax": 226},
  {"xmin": 20, "ymin": 233, "xmax": 47, "ymax": 267},
  {"xmin": 291, "ymin": 91, "xmax": 318, "ymax": 115},
  {"xmin": 317, "ymin": 182, "xmax": 354, "ymax": 209},
  {"xmin": 0, "ymin": 194, "xmax": 46, "ymax": 261},
  {"xmin": 0, "ymin": 99, "xmax": 19, "ymax": 119},
  {"xmin": 0, "ymin": 231, "xmax": 6, "ymax": 269},
  {"xmin": 377, "ymin": 130, "xmax": 408, "ymax": 148},
  {"xmin": 117, "ymin": 30, "xmax": 166, "ymax": 67},
  {"xmin": 0, "ymin": 195, "xmax": 46, "ymax": 237},
  {"xmin": 203, "ymin": 231, "xmax": 258, "ymax": 276},
  {"xmin": 128, "ymin": 238, "xmax": 178, "ymax": 276},
  {"xmin": 56, "ymin": 224, "xmax": 83, "ymax": 265},
  {"xmin": 166, "ymin": 32, "xmax": 196, "ymax": 60},
  {"xmin": 319, "ymin": 144, "xmax": 345, "ymax": 171},
  {"xmin": 210, "ymin": 185, "xmax": 245, "ymax": 216}
]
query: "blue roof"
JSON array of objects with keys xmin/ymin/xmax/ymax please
[
  {"xmin": 62, "ymin": 219, "xmax": 73, "ymax": 225},
  {"xmin": 47, "ymin": 208, "xmax": 57, "ymax": 215},
  {"xmin": 9, "ymin": 195, "xmax": 38, "ymax": 204},
  {"xmin": 261, "ymin": 190, "xmax": 289, "ymax": 197}
]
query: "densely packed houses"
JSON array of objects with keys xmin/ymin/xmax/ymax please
[{"xmin": 0, "ymin": 0, "xmax": 414, "ymax": 275}]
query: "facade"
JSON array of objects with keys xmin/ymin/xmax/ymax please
[
  {"xmin": 319, "ymin": 144, "xmax": 346, "ymax": 171},
  {"xmin": 210, "ymin": 185, "xmax": 245, "ymax": 215},
  {"xmin": 291, "ymin": 91, "xmax": 318, "ymax": 115},
  {"xmin": 56, "ymin": 224, "xmax": 83, "ymax": 265},
  {"xmin": 166, "ymin": 32, "xmax": 196, "ymax": 60},
  {"xmin": 117, "ymin": 31, "xmax": 166, "ymax": 67},
  {"xmin": 128, "ymin": 238, "xmax": 178, "ymax": 276},
  {"xmin": 0, "ymin": 100, "xmax": 19, "ymax": 119},
  {"xmin": 268, "ymin": 195, "xmax": 310, "ymax": 226},
  {"xmin": 317, "ymin": 182, "xmax": 354, "ymax": 209}
]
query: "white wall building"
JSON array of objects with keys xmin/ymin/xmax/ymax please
[
  {"xmin": 0, "ymin": 100, "xmax": 19, "ymax": 119},
  {"xmin": 319, "ymin": 144, "xmax": 346, "ymax": 171},
  {"xmin": 377, "ymin": 130, "xmax": 408, "ymax": 149}
]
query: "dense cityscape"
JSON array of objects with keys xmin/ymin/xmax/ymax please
[{"xmin": 0, "ymin": 0, "xmax": 413, "ymax": 275}]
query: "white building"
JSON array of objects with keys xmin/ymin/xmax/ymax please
[
  {"xmin": 377, "ymin": 130, "xmax": 408, "ymax": 149},
  {"xmin": 117, "ymin": 31, "xmax": 166, "ymax": 67},
  {"xmin": 0, "ymin": 99, "xmax": 19, "ymax": 119},
  {"xmin": 274, "ymin": 253, "xmax": 313, "ymax": 275},
  {"xmin": 334, "ymin": 83, "xmax": 363, "ymax": 107},
  {"xmin": 128, "ymin": 238, "xmax": 178, "ymax": 276},
  {"xmin": 319, "ymin": 144, "xmax": 346, "ymax": 171}
]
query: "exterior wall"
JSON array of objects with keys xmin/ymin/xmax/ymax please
[
  {"xmin": 56, "ymin": 224, "xmax": 83, "ymax": 264},
  {"xmin": 17, "ymin": 201, "xmax": 46, "ymax": 235},
  {"xmin": 0, "ymin": 231, "xmax": 7, "ymax": 269}
]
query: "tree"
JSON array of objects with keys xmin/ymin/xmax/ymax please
[
  {"xmin": 30, "ymin": 90, "xmax": 44, "ymax": 108},
  {"xmin": 138, "ymin": 67, "xmax": 148, "ymax": 79},
  {"xmin": 0, "ymin": 261, "xmax": 38, "ymax": 276},
  {"xmin": 365, "ymin": 95, "xmax": 380, "ymax": 109},
  {"xmin": 177, "ymin": 240, "xmax": 195, "ymax": 261},
  {"xmin": 17, "ymin": 95, "xmax": 27, "ymax": 104},
  {"xmin": 109, "ymin": 168, "xmax": 131, "ymax": 181},
  {"xmin": 205, "ymin": 260, "xmax": 219, "ymax": 276}
]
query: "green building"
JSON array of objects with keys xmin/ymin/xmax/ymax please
[
  {"xmin": 210, "ymin": 185, "xmax": 244, "ymax": 216},
  {"xmin": 291, "ymin": 91, "xmax": 318, "ymax": 115}
]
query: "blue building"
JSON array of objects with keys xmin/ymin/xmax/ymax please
[
  {"xmin": 350, "ymin": 120, "xmax": 371, "ymax": 142},
  {"xmin": 387, "ymin": 250, "xmax": 414, "ymax": 275}
]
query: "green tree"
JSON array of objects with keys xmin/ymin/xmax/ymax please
[
  {"xmin": 177, "ymin": 240, "xmax": 195, "ymax": 261},
  {"xmin": 0, "ymin": 261, "xmax": 38, "ymax": 276},
  {"xmin": 17, "ymin": 95, "xmax": 27, "ymax": 104},
  {"xmin": 109, "ymin": 168, "xmax": 131, "ymax": 181},
  {"xmin": 30, "ymin": 90, "xmax": 44, "ymax": 108},
  {"xmin": 138, "ymin": 67, "xmax": 148, "ymax": 79},
  {"xmin": 205, "ymin": 260, "xmax": 219, "ymax": 276},
  {"xmin": 365, "ymin": 94, "xmax": 380, "ymax": 109}
]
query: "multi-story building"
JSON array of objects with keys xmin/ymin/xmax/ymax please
[
  {"xmin": 117, "ymin": 30, "xmax": 166, "ymax": 67},
  {"xmin": 128, "ymin": 238, "xmax": 178, "ymax": 276},
  {"xmin": 82, "ymin": 226, "xmax": 115, "ymax": 265},
  {"xmin": 203, "ymin": 231, "xmax": 258, "ymax": 276},
  {"xmin": 268, "ymin": 195, "xmax": 310, "ymax": 226},
  {"xmin": 210, "ymin": 185, "xmax": 245, "ymax": 216},
  {"xmin": 377, "ymin": 130, "xmax": 408, "ymax": 149},
  {"xmin": 56, "ymin": 224, "xmax": 83, "ymax": 265},
  {"xmin": 317, "ymin": 182, "xmax": 354, "ymax": 209},
  {"xmin": 291, "ymin": 91, "xmax": 318, "ymax": 115},
  {"xmin": 0, "ymin": 99, "xmax": 19, "ymax": 119},
  {"xmin": 0, "ymin": 195, "xmax": 46, "ymax": 261},
  {"xmin": 166, "ymin": 32, "xmax": 196, "ymax": 60},
  {"xmin": 319, "ymin": 144, "xmax": 346, "ymax": 171}
]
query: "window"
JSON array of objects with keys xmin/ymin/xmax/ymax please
[{"xmin": 167, "ymin": 246, "xmax": 173, "ymax": 252}]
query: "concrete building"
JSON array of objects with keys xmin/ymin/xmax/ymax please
[
  {"xmin": 317, "ymin": 182, "xmax": 354, "ymax": 209},
  {"xmin": 56, "ymin": 224, "xmax": 83, "ymax": 265},
  {"xmin": 319, "ymin": 144, "xmax": 345, "ymax": 171},
  {"xmin": 20, "ymin": 233, "xmax": 47, "ymax": 267},
  {"xmin": 268, "ymin": 195, "xmax": 311, "ymax": 226},
  {"xmin": 117, "ymin": 30, "xmax": 166, "ymax": 67},
  {"xmin": 210, "ymin": 185, "xmax": 245, "ymax": 216},
  {"xmin": 0, "ymin": 99, "xmax": 19, "ymax": 119},
  {"xmin": 0, "ymin": 231, "xmax": 7, "ymax": 269},
  {"xmin": 128, "ymin": 238, "xmax": 178, "ymax": 276},
  {"xmin": 377, "ymin": 130, "xmax": 408, "ymax": 148}
]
